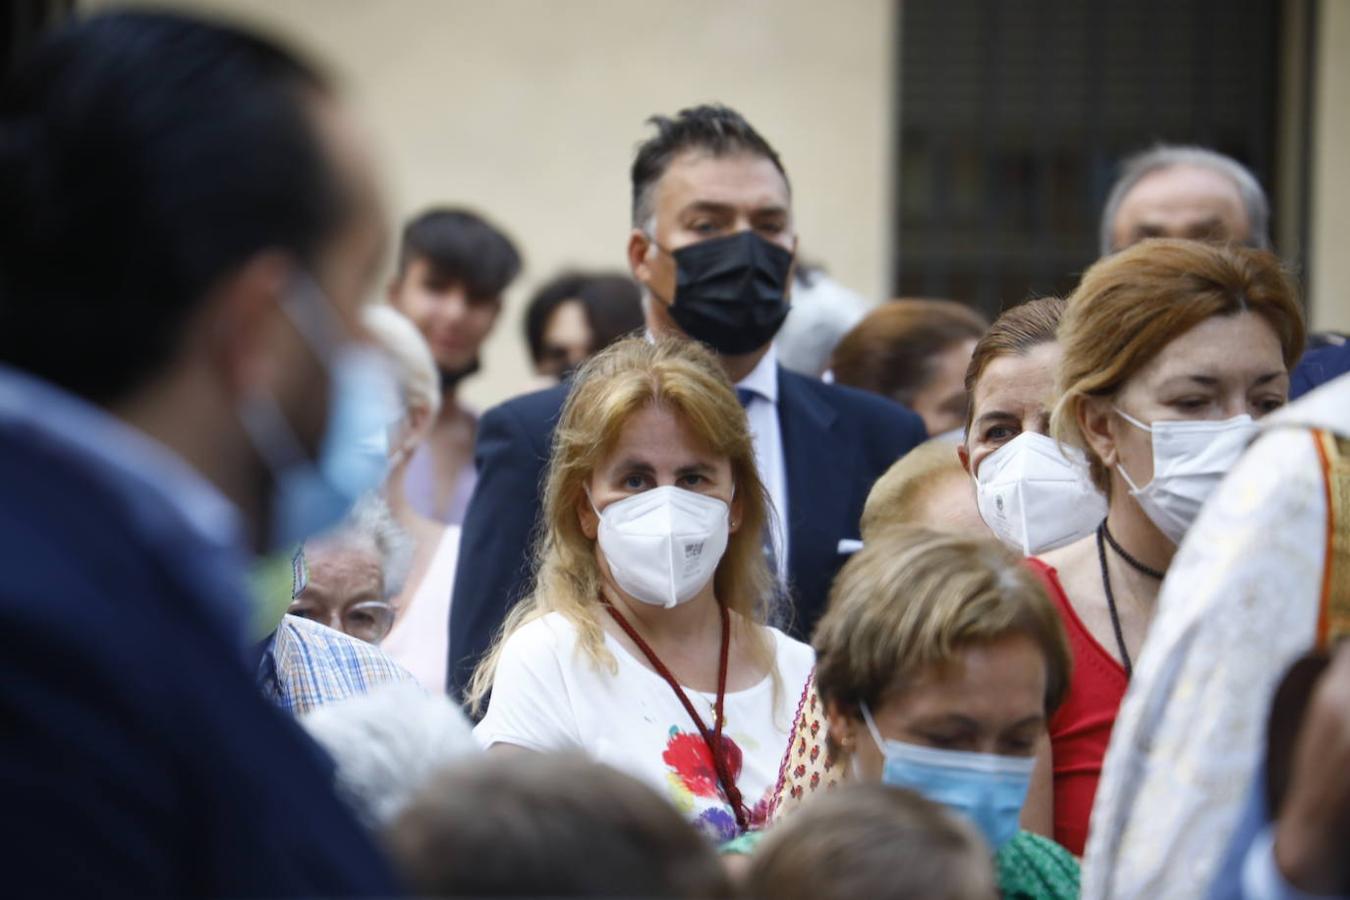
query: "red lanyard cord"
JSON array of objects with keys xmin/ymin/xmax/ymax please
[{"xmin": 601, "ymin": 596, "xmax": 750, "ymax": 834}]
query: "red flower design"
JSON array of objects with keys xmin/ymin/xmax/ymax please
[{"xmin": 663, "ymin": 729, "xmax": 743, "ymax": 799}]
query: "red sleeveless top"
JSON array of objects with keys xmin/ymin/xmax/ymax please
[{"xmin": 1025, "ymin": 557, "xmax": 1128, "ymax": 857}]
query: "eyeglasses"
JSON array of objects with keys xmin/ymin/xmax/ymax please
[{"xmin": 287, "ymin": 598, "xmax": 396, "ymax": 645}]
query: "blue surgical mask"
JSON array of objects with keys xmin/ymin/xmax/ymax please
[
  {"xmin": 860, "ymin": 702, "xmax": 1033, "ymax": 850},
  {"xmin": 240, "ymin": 274, "xmax": 396, "ymax": 551}
]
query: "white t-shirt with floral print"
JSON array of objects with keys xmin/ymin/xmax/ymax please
[{"xmin": 475, "ymin": 611, "xmax": 814, "ymax": 841}]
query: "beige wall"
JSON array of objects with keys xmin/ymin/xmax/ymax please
[
  {"xmin": 1309, "ymin": 0, "xmax": 1350, "ymax": 332},
  {"xmin": 82, "ymin": 0, "xmax": 1350, "ymax": 361},
  {"xmin": 87, "ymin": 0, "xmax": 897, "ymax": 409}
]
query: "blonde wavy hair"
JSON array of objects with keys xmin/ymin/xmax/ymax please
[
  {"xmin": 466, "ymin": 336, "xmax": 778, "ymax": 712},
  {"xmin": 1051, "ymin": 238, "xmax": 1305, "ymax": 493}
]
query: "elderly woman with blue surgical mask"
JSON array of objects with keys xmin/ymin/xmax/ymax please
[
  {"xmin": 808, "ymin": 526, "xmax": 1078, "ymax": 900},
  {"xmin": 1023, "ymin": 238, "xmax": 1305, "ymax": 855}
]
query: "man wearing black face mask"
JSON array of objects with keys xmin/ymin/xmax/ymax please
[{"xmin": 447, "ymin": 105, "xmax": 926, "ymax": 700}]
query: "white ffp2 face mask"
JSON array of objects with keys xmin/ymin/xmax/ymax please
[
  {"xmin": 593, "ymin": 485, "xmax": 730, "ymax": 608},
  {"xmin": 974, "ymin": 431, "xmax": 1108, "ymax": 556},
  {"xmin": 1114, "ymin": 408, "xmax": 1259, "ymax": 544}
]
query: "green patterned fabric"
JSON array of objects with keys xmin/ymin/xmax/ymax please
[
  {"xmin": 997, "ymin": 830, "xmax": 1080, "ymax": 899},
  {"xmin": 718, "ymin": 829, "xmax": 766, "ymax": 856},
  {"xmin": 722, "ymin": 823, "xmax": 1078, "ymax": 897}
]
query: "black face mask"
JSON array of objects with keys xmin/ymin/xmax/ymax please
[
  {"xmin": 663, "ymin": 231, "xmax": 793, "ymax": 356},
  {"xmin": 438, "ymin": 358, "xmax": 480, "ymax": 392}
]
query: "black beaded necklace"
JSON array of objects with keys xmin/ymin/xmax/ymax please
[
  {"xmin": 1101, "ymin": 520, "xmax": 1166, "ymax": 580},
  {"xmin": 1094, "ymin": 521, "xmax": 1165, "ymax": 679}
]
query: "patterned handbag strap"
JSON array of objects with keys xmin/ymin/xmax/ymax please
[{"xmin": 1312, "ymin": 428, "xmax": 1350, "ymax": 646}]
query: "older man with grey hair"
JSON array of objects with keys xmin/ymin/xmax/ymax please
[
  {"xmin": 1096, "ymin": 146, "xmax": 1350, "ymax": 399},
  {"xmin": 1099, "ymin": 144, "xmax": 1271, "ymax": 256}
]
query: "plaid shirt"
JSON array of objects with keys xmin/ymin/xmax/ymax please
[{"xmin": 258, "ymin": 614, "xmax": 416, "ymax": 716}]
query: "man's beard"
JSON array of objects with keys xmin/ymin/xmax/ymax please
[{"xmin": 439, "ymin": 358, "xmax": 481, "ymax": 392}]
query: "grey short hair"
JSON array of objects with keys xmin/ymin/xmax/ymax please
[
  {"xmin": 301, "ymin": 683, "xmax": 479, "ymax": 828},
  {"xmin": 311, "ymin": 493, "xmax": 414, "ymax": 601},
  {"xmin": 1099, "ymin": 144, "xmax": 1271, "ymax": 256}
]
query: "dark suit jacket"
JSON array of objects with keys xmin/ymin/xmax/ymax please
[
  {"xmin": 447, "ymin": 368, "xmax": 926, "ymax": 698},
  {"xmin": 0, "ymin": 428, "xmax": 397, "ymax": 896},
  {"xmin": 1291, "ymin": 342, "xmax": 1350, "ymax": 400}
]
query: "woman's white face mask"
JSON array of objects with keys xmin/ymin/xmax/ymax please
[
  {"xmin": 973, "ymin": 431, "xmax": 1107, "ymax": 556},
  {"xmin": 591, "ymin": 485, "xmax": 730, "ymax": 608},
  {"xmin": 1113, "ymin": 407, "xmax": 1259, "ymax": 544}
]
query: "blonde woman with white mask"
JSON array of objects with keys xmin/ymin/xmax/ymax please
[
  {"xmin": 1020, "ymin": 238, "xmax": 1305, "ymax": 855},
  {"xmin": 469, "ymin": 337, "xmax": 813, "ymax": 844}
]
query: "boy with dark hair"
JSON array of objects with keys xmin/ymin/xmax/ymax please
[{"xmin": 388, "ymin": 206, "xmax": 521, "ymax": 524}]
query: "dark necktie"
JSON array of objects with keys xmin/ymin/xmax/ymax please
[{"xmin": 734, "ymin": 386, "xmax": 780, "ymax": 578}]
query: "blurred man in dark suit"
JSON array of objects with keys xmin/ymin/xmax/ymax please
[{"xmin": 0, "ymin": 11, "xmax": 399, "ymax": 895}]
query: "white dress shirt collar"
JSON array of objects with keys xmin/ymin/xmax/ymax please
[
  {"xmin": 735, "ymin": 343, "xmax": 779, "ymax": 405},
  {"xmin": 642, "ymin": 329, "xmax": 780, "ymax": 405}
]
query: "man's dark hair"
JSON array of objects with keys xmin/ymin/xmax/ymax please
[
  {"xmin": 523, "ymin": 271, "xmax": 643, "ymax": 364},
  {"xmin": 386, "ymin": 752, "xmax": 734, "ymax": 898},
  {"xmin": 630, "ymin": 104, "xmax": 789, "ymax": 228},
  {"xmin": 0, "ymin": 11, "xmax": 344, "ymax": 405},
  {"xmin": 395, "ymin": 208, "xmax": 522, "ymax": 300}
]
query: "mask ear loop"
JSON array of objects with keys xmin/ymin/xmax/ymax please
[
  {"xmin": 858, "ymin": 701, "xmax": 889, "ymax": 754},
  {"xmin": 637, "ymin": 231, "xmax": 678, "ymax": 309},
  {"xmin": 584, "ymin": 485, "xmax": 604, "ymax": 520},
  {"xmin": 240, "ymin": 272, "xmax": 349, "ymax": 474},
  {"xmin": 1111, "ymin": 405, "xmax": 1155, "ymax": 493},
  {"xmin": 239, "ymin": 388, "xmax": 310, "ymax": 473},
  {"xmin": 1112, "ymin": 405, "xmax": 1154, "ymax": 433},
  {"xmin": 1116, "ymin": 461, "xmax": 1147, "ymax": 494}
]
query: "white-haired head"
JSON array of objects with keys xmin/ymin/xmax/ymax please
[
  {"xmin": 301, "ymin": 682, "xmax": 479, "ymax": 829},
  {"xmin": 1099, "ymin": 144, "xmax": 1270, "ymax": 256},
  {"xmin": 362, "ymin": 303, "xmax": 441, "ymax": 422},
  {"xmin": 305, "ymin": 493, "xmax": 414, "ymax": 602}
]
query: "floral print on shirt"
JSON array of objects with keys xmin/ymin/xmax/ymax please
[{"xmin": 661, "ymin": 725, "xmax": 772, "ymax": 842}]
